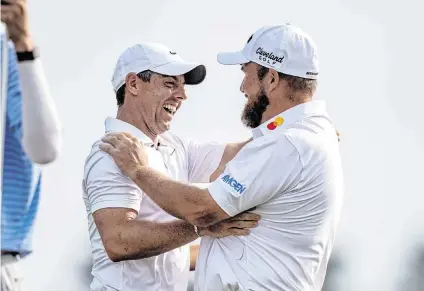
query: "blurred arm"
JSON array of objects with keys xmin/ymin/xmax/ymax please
[
  {"xmin": 180, "ymin": 136, "xmax": 251, "ymax": 183},
  {"xmin": 19, "ymin": 58, "xmax": 61, "ymax": 164},
  {"xmin": 210, "ymin": 139, "xmax": 251, "ymax": 182}
]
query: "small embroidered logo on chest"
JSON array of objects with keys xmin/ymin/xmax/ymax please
[{"xmin": 266, "ymin": 117, "xmax": 284, "ymax": 130}]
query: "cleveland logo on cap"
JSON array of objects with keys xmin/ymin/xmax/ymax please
[{"xmin": 256, "ymin": 47, "xmax": 284, "ymax": 66}]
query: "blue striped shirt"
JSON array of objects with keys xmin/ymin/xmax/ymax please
[{"xmin": 1, "ymin": 36, "xmax": 42, "ymax": 257}]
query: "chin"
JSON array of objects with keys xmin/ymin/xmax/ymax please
[{"xmin": 158, "ymin": 122, "xmax": 171, "ymax": 133}]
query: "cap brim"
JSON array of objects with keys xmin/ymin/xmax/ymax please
[
  {"xmin": 217, "ymin": 51, "xmax": 249, "ymax": 65},
  {"xmin": 152, "ymin": 61, "xmax": 206, "ymax": 85}
]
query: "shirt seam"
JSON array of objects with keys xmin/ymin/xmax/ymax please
[{"xmin": 281, "ymin": 134, "xmax": 304, "ymax": 191}]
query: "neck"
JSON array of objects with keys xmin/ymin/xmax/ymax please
[
  {"xmin": 116, "ymin": 106, "xmax": 157, "ymax": 141},
  {"xmin": 261, "ymin": 92, "xmax": 311, "ymax": 124}
]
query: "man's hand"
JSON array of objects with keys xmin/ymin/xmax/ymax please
[
  {"xmin": 100, "ymin": 132, "xmax": 148, "ymax": 179},
  {"xmin": 189, "ymin": 211, "xmax": 259, "ymax": 271},
  {"xmin": 198, "ymin": 211, "xmax": 260, "ymax": 238},
  {"xmin": 1, "ymin": 0, "xmax": 34, "ymax": 51}
]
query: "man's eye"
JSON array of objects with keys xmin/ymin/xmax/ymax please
[{"xmin": 165, "ymin": 82, "xmax": 175, "ymax": 87}]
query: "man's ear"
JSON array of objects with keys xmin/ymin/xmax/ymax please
[
  {"xmin": 125, "ymin": 73, "xmax": 139, "ymax": 95},
  {"xmin": 267, "ymin": 69, "xmax": 280, "ymax": 92}
]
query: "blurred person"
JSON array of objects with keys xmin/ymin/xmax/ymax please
[
  {"xmin": 101, "ymin": 24, "xmax": 344, "ymax": 291},
  {"xmin": 0, "ymin": 0, "xmax": 61, "ymax": 290},
  {"xmin": 82, "ymin": 43, "xmax": 259, "ymax": 291}
]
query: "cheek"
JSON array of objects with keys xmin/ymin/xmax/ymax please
[
  {"xmin": 242, "ymin": 76, "xmax": 260, "ymax": 95},
  {"xmin": 151, "ymin": 89, "xmax": 171, "ymax": 106}
]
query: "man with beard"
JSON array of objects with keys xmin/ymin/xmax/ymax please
[
  {"xmin": 100, "ymin": 24, "xmax": 344, "ymax": 291},
  {"xmin": 82, "ymin": 43, "xmax": 260, "ymax": 291}
]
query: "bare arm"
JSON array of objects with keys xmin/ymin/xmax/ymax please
[
  {"xmin": 132, "ymin": 167, "xmax": 230, "ymax": 227},
  {"xmin": 93, "ymin": 207, "xmax": 259, "ymax": 263},
  {"xmin": 99, "ymin": 133, "xmax": 240, "ymax": 227},
  {"xmin": 210, "ymin": 139, "xmax": 251, "ymax": 182},
  {"xmin": 93, "ymin": 207, "xmax": 198, "ymax": 262}
]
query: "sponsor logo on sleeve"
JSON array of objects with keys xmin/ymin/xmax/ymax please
[{"xmin": 221, "ymin": 174, "xmax": 246, "ymax": 195}]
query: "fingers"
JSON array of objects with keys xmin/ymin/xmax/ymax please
[
  {"xmin": 231, "ymin": 212, "xmax": 261, "ymax": 222},
  {"xmin": 0, "ymin": 2, "xmax": 24, "ymax": 21},
  {"xmin": 101, "ymin": 132, "xmax": 131, "ymax": 147},
  {"xmin": 122, "ymin": 132, "xmax": 140, "ymax": 142},
  {"xmin": 2, "ymin": 0, "xmax": 27, "ymax": 4},
  {"xmin": 101, "ymin": 135, "xmax": 121, "ymax": 148},
  {"xmin": 0, "ymin": 7, "xmax": 16, "ymax": 23},
  {"xmin": 229, "ymin": 228, "xmax": 250, "ymax": 236},
  {"xmin": 101, "ymin": 132, "xmax": 140, "ymax": 146},
  {"xmin": 99, "ymin": 143, "xmax": 115, "ymax": 155},
  {"xmin": 103, "ymin": 132, "xmax": 126, "ymax": 140},
  {"xmin": 227, "ymin": 220, "xmax": 258, "ymax": 229}
]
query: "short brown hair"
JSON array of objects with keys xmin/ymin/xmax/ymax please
[{"xmin": 257, "ymin": 65, "xmax": 317, "ymax": 97}]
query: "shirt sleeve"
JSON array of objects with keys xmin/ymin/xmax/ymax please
[
  {"xmin": 183, "ymin": 138, "xmax": 226, "ymax": 184},
  {"xmin": 19, "ymin": 59, "xmax": 62, "ymax": 164},
  {"xmin": 207, "ymin": 135, "xmax": 303, "ymax": 217},
  {"xmin": 84, "ymin": 149, "xmax": 143, "ymax": 214}
]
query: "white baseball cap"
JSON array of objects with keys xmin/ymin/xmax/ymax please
[
  {"xmin": 112, "ymin": 43, "xmax": 207, "ymax": 92},
  {"xmin": 217, "ymin": 24, "xmax": 319, "ymax": 79}
]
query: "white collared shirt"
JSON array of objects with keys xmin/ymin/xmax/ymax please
[
  {"xmin": 195, "ymin": 100, "xmax": 345, "ymax": 291},
  {"xmin": 82, "ymin": 117, "xmax": 225, "ymax": 291}
]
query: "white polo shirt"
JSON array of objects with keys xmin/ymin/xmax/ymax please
[
  {"xmin": 195, "ymin": 100, "xmax": 344, "ymax": 291},
  {"xmin": 82, "ymin": 117, "xmax": 225, "ymax": 291}
]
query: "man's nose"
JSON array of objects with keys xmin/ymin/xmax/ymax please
[
  {"xmin": 174, "ymin": 87, "xmax": 187, "ymax": 100},
  {"xmin": 240, "ymin": 78, "xmax": 245, "ymax": 94}
]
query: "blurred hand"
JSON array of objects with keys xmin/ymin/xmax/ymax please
[
  {"xmin": 1, "ymin": 0, "xmax": 34, "ymax": 51},
  {"xmin": 100, "ymin": 132, "xmax": 149, "ymax": 180},
  {"xmin": 199, "ymin": 210, "xmax": 260, "ymax": 238}
]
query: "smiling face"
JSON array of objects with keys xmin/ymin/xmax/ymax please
[{"xmin": 121, "ymin": 71, "xmax": 187, "ymax": 138}]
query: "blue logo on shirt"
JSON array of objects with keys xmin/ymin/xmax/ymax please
[{"xmin": 221, "ymin": 174, "xmax": 246, "ymax": 194}]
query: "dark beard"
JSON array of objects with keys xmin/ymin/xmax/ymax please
[{"xmin": 241, "ymin": 90, "xmax": 270, "ymax": 128}]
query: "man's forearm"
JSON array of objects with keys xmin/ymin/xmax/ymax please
[
  {"xmin": 106, "ymin": 219, "xmax": 198, "ymax": 262},
  {"xmin": 132, "ymin": 167, "xmax": 229, "ymax": 226}
]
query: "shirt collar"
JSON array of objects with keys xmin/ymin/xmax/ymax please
[
  {"xmin": 252, "ymin": 100, "xmax": 329, "ymax": 139},
  {"xmin": 104, "ymin": 117, "xmax": 159, "ymax": 146}
]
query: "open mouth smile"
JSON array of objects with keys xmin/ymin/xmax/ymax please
[{"xmin": 163, "ymin": 104, "xmax": 177, "ymax": 115}]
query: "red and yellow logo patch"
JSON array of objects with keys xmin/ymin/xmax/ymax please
[{"xmin": 266, "ymin": 116, "xmax": 284, "ymax": 130}]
